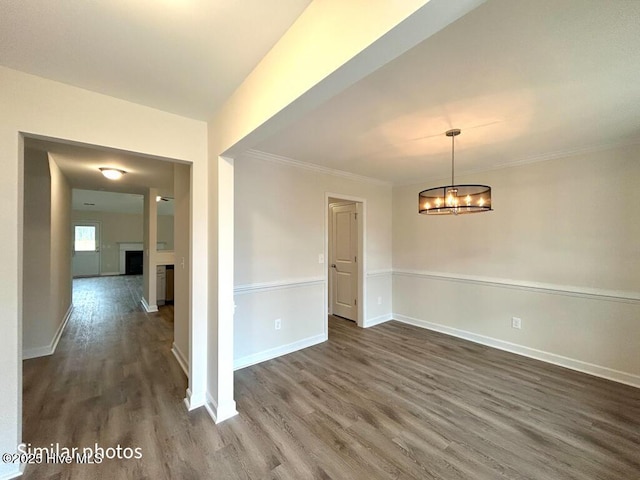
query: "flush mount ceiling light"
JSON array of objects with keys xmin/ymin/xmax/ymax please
[
  {"xmin": 418, "ymin": 129, "xmax": 492, "ymax": 215},
  {"xmin": 99, "ymin": 168, "xmax": 126, "ymax": 180}
]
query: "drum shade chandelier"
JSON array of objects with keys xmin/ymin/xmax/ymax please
[{"xmin": 418, "ymin": 129, "xmax": 492, "ymax": 215}]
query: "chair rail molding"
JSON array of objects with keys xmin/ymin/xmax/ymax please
[{"xmin": 393, "ymin": 269, "xmax": 640, "ymax": 304}]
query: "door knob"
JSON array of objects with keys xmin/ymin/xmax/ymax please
[{"xmin": 331, "ymin": 264, "xmax": 337, "ymax": 268}]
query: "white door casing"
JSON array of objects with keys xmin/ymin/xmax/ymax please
[
  {"xmin": 72, "ymin": 222, "xmax": 101, "ymax": 277},
  {"xmin": 330, "ymin": 203, "xmax": 358, "ymax": 321}
]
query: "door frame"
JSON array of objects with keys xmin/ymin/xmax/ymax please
[
  {"xmin": 19, "ymin": 132, "xmax": 202, "ymax": 425},
  {"xmin": 325, "ymin": 193, "xmax": 365, "ymax": 328}
]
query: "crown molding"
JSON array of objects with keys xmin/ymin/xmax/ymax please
[
  {"xmin": 399, "ymin": 137, "xmax": 640, "ymax": 187},
  {"xmin": 244, "ymin": 149, "xmax": 392, "ymax": 186},
  {"xmin": 246, "ymin": 138, "xmax": 640, "ymax": 189}
]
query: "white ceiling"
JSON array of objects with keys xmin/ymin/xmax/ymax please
[
  {"xmin": 7, "ymin": 1, "xmax": 640, "ymax": 186},
  {"xmin": 73, "ymin": 189, "xmax": 174, "ymax": 216},
  {"xmin": 25, "ymin": 136, "xmax": 177, "ymax": 197},
  {"xmin": 0, "ymin": 0, "xmax": 311, "ymax": 120},
  {"xmin": 255, "ymin": 0, "xmax": 640, "ymax": 185}
]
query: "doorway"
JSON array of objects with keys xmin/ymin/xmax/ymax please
[
  {"xmin": 20, "ymin": 134, "xmax": 196, "ymax": 449},
  {"xmin": 72, "ymin": 221, "xmax": 101, "ymax": 277},
  {"xmin": 326, "ymin": 194, "xmax": 365, "ymax": 327}
]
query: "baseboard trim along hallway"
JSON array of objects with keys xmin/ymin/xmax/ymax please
[
  {"xmin": 233, "ymin": 333, "xmax": 327, "ymax": 371},
  {"xmin": 394, "ymin": 313, "xmax": 640, "ymax": 389},
  {"xmin": 23, "ymin": 305, "xmax": 73, "ymax": 360},
  {"xmin": 171, "ymin": 342, "xmax": 189, "ymax": 377},
  {"xmin": 140, "ymin": 297, "xmax": 158, "ymax": 313}
]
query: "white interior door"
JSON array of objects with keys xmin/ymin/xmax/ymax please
[
  {"xmin": 330, "ymin": 203, "xmax": 358, "ymax": 321},
  {"xmin": 72, "ymin": 222, "xmax": 101, "ymax": 277}
]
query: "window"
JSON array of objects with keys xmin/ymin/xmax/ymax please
[{"xmin": 74, "ymin": 225, "xmax": 96, "ymax": 252}]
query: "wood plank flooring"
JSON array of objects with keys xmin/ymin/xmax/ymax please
[{"xmin": 23, "ymin": 276, "xmax": 640, "ymax": 479}]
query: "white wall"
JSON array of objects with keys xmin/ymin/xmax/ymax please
[
  {"xmin": 22, "ymin": 149, "xmax": 50, "ymax": 351},
  {"xmin": 23, "ymin": 150, "xmax": 52, "ymax": 354},
  {"xmin": 72, "ymin": 210, "xmax": 174, "ymax": 274},
  {"xmin": 233, "ymin": 151, "xmax": 393, "ymax": 368},
  {"xmin": 22, "ymin": 151, "xmax": 72, "ymax": 360},
  {"xmin": 48, "ymin": 156, "xmax": 73, "ymax": 353},
  {"xmin": 0, "ymin": 65, "xmax": 208, "ymax": 478},
  {"xmin": 172, "ymin": 163, "xmax": 191, "ymax": 375},
  {"xmin": 392, "ymin": 144, "xmax": 640, "ymax": 385}
]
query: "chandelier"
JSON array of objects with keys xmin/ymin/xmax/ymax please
[{"xmin": 418, "ymin": 129, "xmax": 492, "ymax": 215}]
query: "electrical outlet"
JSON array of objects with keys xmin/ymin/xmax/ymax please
[
  {"xmin": 377, "ymin": 296, "xmax": 382, "ymax": 305},
  {"xmin": 275, "ymin": 318, "xmax": 281, "ymax": 330},
  {"xmin": 512, "ymin": 317, "xmax": 522, "ymax": 329},
  {"xmin": 318, "ymin": 254, "xmax": 324, "ymax": 264}
]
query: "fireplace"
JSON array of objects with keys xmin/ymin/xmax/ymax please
[
  {"xmin": 125, "ymin": 250, "xmax": 143, "ymax": 275},
  {"xmin": 118, "ymin": 242, "xmax": 165, "ymax": 275}
]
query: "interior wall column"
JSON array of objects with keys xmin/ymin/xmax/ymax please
[
  {"xmin": 186, "ymin": 151, "xmax": 209, "ymax": 410},
  {"xmin": 207, "ymin": 155, "xmax": 237, "ymax": 422},
  {"xmin": 142, "ymin": 187, "xmax": 158, "ymax": 312}
]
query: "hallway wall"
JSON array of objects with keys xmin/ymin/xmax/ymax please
[
  {"xmin": 172, "ymin": 164, "xmax": 191, "ymax": 375},
  {"xmin": 23, "ymin": 150, "xmax": 72, "ymax": 360},
  {"xmin": 48, "ymin": 156, "xmax": 73, "ymax": 355}
]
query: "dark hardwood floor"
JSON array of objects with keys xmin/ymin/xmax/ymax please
[{"xmin": 23, "ymin": 276, "xmax": 640, "ymax": 479}]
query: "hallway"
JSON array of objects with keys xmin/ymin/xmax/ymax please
[{"xmin": 22, "ymin": 275, "xmax": 213, "ymax": 479}]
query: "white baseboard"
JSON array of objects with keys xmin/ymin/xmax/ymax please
[
  {"xmin": 394, "ymin": 313, "xmax": 640, "ymax": 389},
  {"xmin": 204, "ymin": 392, "xmax": 238, "ymax": 424},
  {"xmin": 183, "ymin": 388, "xmax": 205, "ymax": 411},
  {"xmin": 50, "ymin": 305, "xmax": 73, "ymax": 354},
  {"xmin": 204, "ymin": 392, "xmax": 217, "ymax": 419},
  {"xmin": 183, "ymin": 389, "xmax": 193, "ymax": 411},
  {"xmin": 99, "ymin": 271, "xmax": 121, "ymax": 277},
  {"xmin": 363, "ymin": 313, "xmax": 392, "ymax": 328},
  {"xmin": 140, "ymin": 297, "xmax": 158, "ymax": 313},
  {"xmin": 234, "ymin": 333, "xmax": 327, "ymax": 371},
  {"xmin": 171, "ymin": 343, "xmax": 189, "ymax": 377},
  {"xmin": 23, "ymin": 305, "xmax": 73, "ymax": 360}
]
